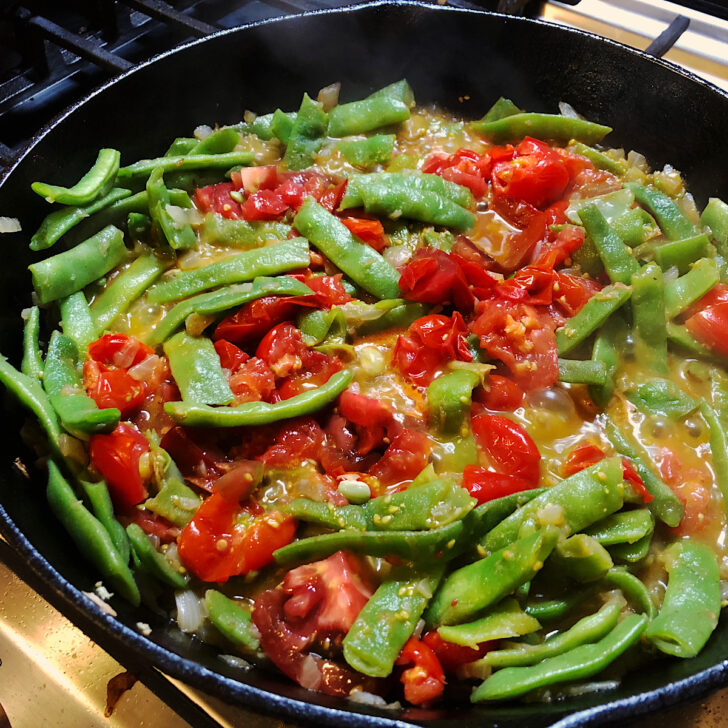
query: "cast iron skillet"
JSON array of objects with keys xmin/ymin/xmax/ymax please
[{"xmin": 1, "ymin": 2, "xmax": 728, "ymax": 725}]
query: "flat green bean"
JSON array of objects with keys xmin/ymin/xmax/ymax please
[
  {"xmin": 127, "ymin": 523, "xmax": 189, "ymax": 589},
  {"xmin": 631, "ymin": 263, "xmax": 668, "ymax": 375},
  {"xmin": 568, "ymin": 142, "xmax": 627, "ymax": 175},
  {"xmin": 338, "ymin": 134, "xmax": 395, "ymax": 168},
  {"xmin": 626, "ymin": 183, "xmax": 697, "ymax": 241},
  {"xmin": 701, "ymin": 197, "xmax": 728, "ymax": 258},
  {"xmin": 603, "ymin": 567, "xmax": 656, "ymax": 619},
  {"xmin": 664, "ymin": 257, "xmax": 720, "ymax": 319},
  {"xmin": 548, "ymin": 534, "xmax": 613, "ymax": 583},
  {"xmin": 654, "ymin": 233, "xmax": 710, "ymax": 274},
  {"xmin": 199, "ymin": 214, "xmax": 290, "ymax": 248},
  {"xmin": 585, "ymin": 509, "xmax": 654, "ymax": 546},
  {"xmin": 558, "ymin": 358, "xmax": 608, "ymax": 385},
  {"xmin": 205, "ymin": 590, "xmax": 260, "ymax": 651},
  {"xmin": 117, "ymin": 151, "xmax": 253, "ymax": 180},
  {"xmin": 60, "ymin": 291, "xmax": 97, "ymax": 351},
  {"xmin": 21, "ymin": 306, "xmax": 44, "ymax": 381},
  {"xmin": 589, "ymin": 315, "xmax": 625, "ymax": 407},
  {"xmin": 328, "ymin": 96, "xmax": 410, "ymax": 137},
  {"xmin": 427, "ymin": 369, "xmax": 481, "ymax": 434},
  {"xmin": 283, "ymin": 93, "xmax": 329, "ymax": 171},
  {"xmin": 80, "ymin": 479, "xmax": 130, "ymax": 564},
  {"xmin": 699, "ymin": 400, "xmax": 728, "ymax": 514},
  {"xmin": 471, "ymin": 112, "xmax": 612, "ymax": 145}
]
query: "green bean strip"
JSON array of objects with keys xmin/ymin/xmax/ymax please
[
  {"xmin": 426, "ymin": 527, "xmax": 560, "ymax": 626},
  {"xmin": 117, "ymin": 151, "xmax": 254, "ymax": 180},
  {"xmin": 79, "ymin": 479, "xmax": 130, "ymax": 564},
  {"xmin": 698, "ymin": 400, "xmax": 728, "ymax": 513},
  {"xmin": 471, "ymin": 113, "xmax": 612, "ymax": 145},
  {"xmin": 191, "ymin": 127, "xmax": 240, "ymax": 155},
  {"xmin": 589, "ymin": 315, "xmax": 624, "ymax": 407},
  {"xmin": 29, "ymin": 225, "xmax": 128, "ymax": 305},
  {"xmin": 474, "ymin": 601, "xmax": 622, "ymax": 671},
  {"xmin": 91, "ymin": 254, "xmax": 167, "ymax": 333},
  {"xmin": 613, "ymin": 207, "xmax": 660, "ymax": 247},
  {"xmin": 32, "ymin": 149, "xmax": 120, "ymax": 205},
  {"xmin": 610, "ymin": 534, "xmax": 652, "ymax": 563},
  {"xmin": 549, "ymin": 534, "xmax": 613, "ymax": 583},
  {"xmin": 701, "ymin": 197, "xmax": 728, "ymax": 257},
  {"xmin": 438, "ymin": 598, "xmax": 540, "ymax": 647},
  {"xmin": 568, "ymin": 142, "xmax": 627, "ymax": 175},
  {"xmin": 524, "ymin": 586, "xmax": 596, "ymax": 622},
  {"xmin": 471, "ymin": 614, "xmax": 647, "ymax": 702},
  {"xmin": 148, "ymin": 276, "xmax": 312, "ymax": 345},
  {"xmin": 294, "ymin": 199, "xmax": 400, "ymax": 299},
  {"xmin": 357, "ymin": 302, "xmax": 429, "ymax": 336},
  {"xmin": 127, "ymin": 523, "xmax": 189, "ymax": 588},
  {"xmin": 166, "ymin": 137, "xmax": 197, "ymax": 156},
  {"xmin": 368, "ymin": 79, "xmax": 416, "ymax": 107},
  {"xmin": 626, "ymin": 378, "xmax": 698, "ymax": 419},
  {"xmin": 555, "ymin": 283, "xmax": 632, "ymax": 356},
  {"xmin": 147, "ymin": 167, "xmax": 196, "ymax": 250},
  {"xmin": 164, "ymin": 332, "xmax": 234, "ymax": 406},
  {"xmin": 145, "ymin": 475, "xmax": 200, "ymax": 527},
  {"xmin": 654, "ymin": 233, "xmax": 710, "ymax": 274},
  {"xmin": 626, "ymin": 183, "xmax": 697, "ymax": 241},
  {"xmin": 603, "ymin": 416, "xmax": 684, "ymax": 527},
  {"xmin": 147, "ymin": 238, "xmax": 310, "ymax": 304},
  {"xmin": 30, "ymin": 187, "xmax": 131, "ymax": 251},
  {"xmin": 585, "ymin": 509, "xmax": 654, "ymax": 546},
  {"xmin": 47, "ymin": 461, "xmax": 140, "ymax": 605},
  {"xmin": 484, "ymin": 457, "xmax": 625, "ymax": 553},
  {"xmin": 343, "ymin": 570, "xmax": 443, "ymax": 677},
  {"xmin": 165, "ymin": 368, "xmax": 352, "ymax": 427},
  {"xmin": 663, "ymin": 257, "xmax": 720, "ymax": 319},
  {"xmin": 603, "ymin": 568, "xmax": 656, "ymax": 619},
  {"xmin": 199, "ymin": 214, "xmax": 290, "ymax": 248},
  {"xmin": 557, "ymin": 358, "xmax": 608, "ymax": 385},
  {"xmin": 480, "ymin": 96, "xmax": 522, "ymax": 123},
  {"xmin": 270, "ymin": 109, "xmax": 295, "ymax": 143},
  {"xmin": 328, "ymin": 96, "xmax": 410, "ymax": 137},
  {"xmin": 43, "ymin": 331, "xmax": 120, "ymax": 434},
  {"xmin": 644, "ymin": 540, "xmax": 720, "ymax": 657},
  {"xmin": 428, "ymin": 369, "xmax": 481, "ymax": 434},
  {"xmin": 21, "ymin": 306, "xmax": 44, "ymax": 381},
  {"xmin": 578, "ymin": 204, "xmax": 639, "ymax": 284},
  {"xmin": 205, "ymin": 590, "xmax": 260, "ymax": 651},
  {"xmin": 338, "ymin": 135, "xmax": 396, "ymax": 168},
  {"xmin": 0, "ymin": 353, "xmax": 62, "ymax": 457},
  {"xmin": 283, "ymin": 93, "xmax": 329, "ymax": 171},
  {"xmin": 60, "ymin": 291, "xmax": 98, "ymax": 351},
  {"xmin": 666, "ymin": 321, "xmax": 716, "ymax": 358},
  {"xmin": 631, "ymin": 263, "xmax": 669, "ymax": 375}
]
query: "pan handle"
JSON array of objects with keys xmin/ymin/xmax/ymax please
[{"xmin": 645, "ymin": 14, "xmax": 691, "ymax": 58}]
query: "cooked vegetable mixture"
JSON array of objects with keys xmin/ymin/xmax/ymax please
[{"xmin": 6, "ymin": 79, "xmax": 728, "ymax": 707}]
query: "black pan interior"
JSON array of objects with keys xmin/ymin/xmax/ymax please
[{"xmin": 1, "ymin": 3, "xmax": 728, "ymax": 726}]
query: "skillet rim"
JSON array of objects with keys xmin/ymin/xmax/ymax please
[{"xmin": 1, "ymin": 2, "xmax": 728, "ymax": 726}]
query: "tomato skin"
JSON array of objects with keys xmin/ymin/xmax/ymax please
[
  {"xmin": 260, "ymin": 417, "xmax": 326, "ymax": 466},
  {"xmin": 89, "ymin": 423, "xmax": 150, "ymax": 511},
  {"xmin": 213, "ymin": 339, "xmax": 249, "ymax": 371},
  {"xmin": 395, "ymin": 637, "xmax": 446, "ymax": 706},
  {"xmin": 214, "ymin": 297, "xmax": 304, "ymax": 346},
  {"xmin": 421, "ymin": 630, "xmax": 493, "ymax": 672},
  {"xmin": 229, "ymin": 357, "xmax": 276, "ymax": 404},
  {"xmin": 124, "ymin": 509, "xmax": 180, "ymax": 544},
  {"xmin": 88, "ymin": 334, "xmax": 153, "ymax": 369},
  {"xmin": 686, "ymin": 301, "xmax": 728, "ymax": 356},
  {"xmin": 83, "ymin": 360, "xmax": 147, "ymax": 417},
  {"xmin": 299, "ymin": 273, "xmax": 354, "ymax": 308},
  {"xmin": 193, "ymin": 182, "xmax": 244, "ymax": 219},
  {"xmin": 474, "ymin": 375, "xmax": 524, "ymax": 411},
  {"xmin": 462, "ymin": 466, "xmax": 535, "ymax": 503},
  {"xmin": 232, "ymin": 165, "xmax": 278, "ymax": 194},
  {"xmin": 369, "ymin": 429, "xmax": 432, "ymax": 486},
  {"xmin": 399, "ymin": 248, "xmax": 476, "ymax": 311},
  {"xmin": 340, "ymin": 217, "xmax": 387, "ymax": 251},
  {"xmin": 472, "ymin": 415, "xmax": 541, "ymax": 485},
  {"xmin": 241, "ymin": 189, "xmax": 288, "ymax": 220},
  {"xmin": 160, "ymin": 426, "xmax": 228, "ymax": 490}
]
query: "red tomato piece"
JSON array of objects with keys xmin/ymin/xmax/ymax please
[
  {"xmin": 276, "ymin": 171, "xmax": 329, "ymax": 210},
  {"xmin": 84, "ymin": 361, "xmax": 147, "ymax": 417},
  {"xmin": 213, "ymin": 339, "xmax": 250, "ymax": 371},
  {"xmin": 88, "ymin": 334, "xmax": 153, "ymax": 369},
  {"xmin": 421, "ymin": 630, "xmax": 493, "ymax": 673},
  {"xmin": 229, "ymin": 357, "xmax": 276, "ymax": 404},
  {"xmin": 686, "ymin": 301, "xmax": 728, "ymax": 356},
  {"xmin": 212, "ymin": 460, "xmax": 264, "ymax": 502},
  {"xmin": 369, "ymin": 429, "xmax": 432, "ymax": 486},
  {"xmin": 214, "ymin": 296, "xmax": 305, "ymax": 346},
  {"xmin": 124, "ymin": 509, "xmax": 180, "ymax": 544},
  {"xmin": 276, "ymin": 352, "xmax": 342, "ymax": 400},
  {"xmin": 318, "ymin": 180, "xmax": 348, "ymax": 212},
  {"xmin": 473, "ymin": 374, "xmax": 524, "ymax": 411},
  {"xmin": 256, "ymin": 322, "xmax": 309, "ymax": 376},
  {"xmin": 233, "ymin": 165, "xmax": 278, "ymax": 194},
  {"xmin": 89, "ymin": 423, "xmax": 150, "ymax": 511},
  {"xmin": 462, "ymin": 466, "xmax": 535, "ymax": 504},
  {"xmin": 241, "ymin": 189, "xmax": 288, "ymax": 221},
  {"xmin": 684, "ymin": 283, "xmax": 728, "ymax": 318},
  {"xmin": 472, "ymin": 414, "xmax": 541, "ymax": 485},
  {"xmin": 532, "ymin": 225, "xmax": 585, "ymax": 269},
  {"xmin": 395, "ymin": 637, "xmax": 446, "ymax": 706},
  {"xmin": 193, "ymin": 182, "xmax": 243, "ymax": 219},
  {"xmin": 160, "ymin": 426, "xmax": 228, "ymax": 490},
  {"xmin": 399, "ymin": 248, "xmax": 475, "ymax": 311},
  {"xmin": 340, "ymin": 217, "xmax": 387, "ymax": 251},
  {"xmin": 621, "ymin": 458, "xmax": 653, "ymax": 504},
  {"xmin": 259, "ymin": 417, "xmax": 326, "ymax": 466},
  {"xmin": 562, "ymin": 442, "xmax": 606, "ymax": 477},
  {"xmin": 568, "ymin": 167, "xmax": 621, "ymax": 198},
  {"xmin": 299, "ymin": 273, "xmax": 354, "ymax": 308}
]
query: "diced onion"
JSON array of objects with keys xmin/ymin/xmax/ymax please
[
  {"xmin": 384, "ymin": 245, "xmax": 414, "ymax": 267},
  {"xmin": 317, "ymin": 82, "xmax": 341, "ymax": 112},
  {"xmin": 0, "ymin": 216, "xmax": 21, "ymax": 233},
  {"xmin": 558, "ymin": 101, "xmax": 581, "ymax": 119},
  {"xmin": 348, "ymin": 690, "xmax": 402, "ymax": 710},
  {"xmin": 128, "ymin": 354, "xmax": 161, "ymax": 382},
  {"xmin": 243, "ymin": 110, "xmax": 257, "ymax": 124},
  {"xmin": 175, "ymin": 590, "xmax": 208, "ymax": 633},
  {"xmin": 298, "ymin": 654, "xmax": 322, "ymax": 690},
  {"xmin": 627, "ymin": 150, "xmax": 649, "ymax": 173},
  {"xmin": 165, "ymin": 204, "xmax": 203, "ymax": 228},
  {"xmin": 194, "ymin": 124, "xmax": 213, "ymax": 140}
]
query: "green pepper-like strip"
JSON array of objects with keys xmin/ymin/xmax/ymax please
[
  {"xmin": 0, "ymin": 353, "xmax": 62, "ymax": 457},
  {"xmin": 29, "ymin": 225, "xmax": 128, "ymax": 305},
  {"xmin": 585, "ymin": 509, "xmax": 654, "ymax": 546},
  {"xmin": 644, "ymin": 540, "xmax": 720, "ymax": 658},
  {"xmin": 148, "ymin": 238, "xmax": 310, "ymax": 304},
  {"xmin": 610, "ymin": 533, "xmax": 652, "ymax": 563},
  {"xmin": 60, "ymin": 291, "xmax": 97, "ymax": 351},
  {"xmin": 613, "ymin": 207, "xmax": 660, "ymax": 247},
  {"xmin": 80, "ymin": 479, "xmax": 130, "ymax": 564},
  {"xmin": 426, "ymin": 527, "xmax": 560, "ymax": 626},
  {"xmin": 626, "ymin": 378, "xmax": 698, "ymax": 420},
  {"xmin": 328, "ymin": 96, "xmax": 410, "ymax": 137},
  {"xmin": 341, "ymin": 172, "xmax": 473, "ymax": 210},
  {"xmin": 145, "ymin": 476, "xmax": 200, "ymax": 527},
  {"xmin": 555, "ymin": 284, "xmax": 632, "ymax": 356},
  {"xmin": 338, "ymin": 134, "xmax": 396, "ymax": 168},
  {"xmin": 698, "ymin": 400, "xmax": 728, "ymax": 515},
  {"xmin": 701, "ymin": 197, "xmax": 728, "ymax": 258},
  {"xmin": 164, "ymin": 332, "xmax": 234, "ymax": 406},
  {"xmin": 664, "ymin": 257, "xmax": 720, "ymax": 319},
  {"xmin": 91, "ymin": 254, "xmax": 167, "ymax": 333},
  {"xmin": 117, "ymin": 151, "xmax": 254, "ymax": 180},
  {"xmin": 343, "ymin": 570, "xmax": 443, "ymax": 678},
  {"xmin": 578, "ymin": 204, "xmax": 640, "ymax": 285},
  {"xmin": 30, "ymin": 187, "xmax": 131, "ymax": 251},
  {"xmin": 524, "ymin": 586, "xmax": 596, "ymax": 622},
  {"xmin": 548, "ymin": 533, "xmax": 613, "ymax": 583},
  {"xmin": 127, "ymin": 523, "xmax": 189, "ymax": 589},
  {"xmin": 603, "ymin": 567, "xmax": 656, "ymax": 619},
  {"xmin": 479, "ymin": 96, "xmax": 522, "ymax": 123},
  {"xmin": 294, "ymin": 199, "xmax": 400, "ymax": 300},
  {"xmin": 476, "ymin": 600, "xmax": 622, "ymax": 671},
  {"xmin": 557, "ymin": 358, "xmax": 607, "ymax": 385},
  {"xmin": 438, "ymin": 598, "xmax": 540, "ymax": 648},
  {"xmin": 568, "ymin": 142, "xmax": 626, "ymax": 175},
  {"xmin": 205, "ymin": 590, "xmax": 260, "ymax": 651},
  {"xmin": 165, "ymin": 368, "xmax": 352, "ymax": 427},
  {"xmin": 427, "ymin": 369, "xmax": 481, "ymax": 434},
  {"xmin": 191, "ymin": 127, "xmax": 240, "ymax": 155},
  {"xmin": 199, "ymin": 214, "xmax": 290, "ymax": 249},
  {"xmin": 166, "ymin": 137, "xmax": 197, "ymax": 156},
  {"xmin": 654, "ymin": 233, "xmax": 710, "ymax": 274},
  {"xmin": 283, "ymin": 93, "xmax": 329, "ymax": 171},
  {"xmin": 32, "ymin": 149, "xmax": 120, "ymax": 205},
  {"xmin": 47, "ymin": 461, "xmax": 140, "ymax": 605},
  {"xmin": 589, "ymin": 316, "xmax": 623, "ymax": 407},
  {"xmin": 626, "ymin": 183, "xmax": 697, "ymax": 241},
  {"xmin": 43, "ymin": 331, "xmax": 120, "ymax": 434},
  {"xmin": 471, "ymin": 112, "xmax": 612, "ymax": 145},
  {"xmin": 471, "ymin": 613, "xmax": 647, "ymax": 702},
  {"xmin": 21, "ymin": 306, "xmax": 44, "ymax": 381},
  {"xmin": 148, "ymin": 276, "xmax": 313, "ymax": 345},
  {"xmin": 631, "ymin": 263, "xmax": 669, "ymax": 375},
  {"xmin": 603, "ymin": 416, "xmax": 684, "ymax": 527},
  {"xmin": 484, "ymin": 457, "xmax": 625, "ymax": 553}
]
